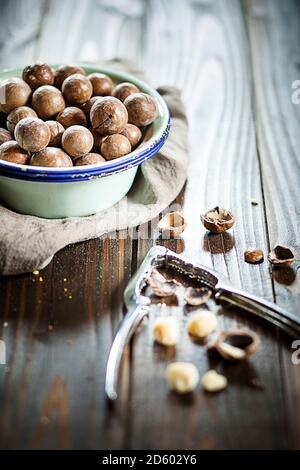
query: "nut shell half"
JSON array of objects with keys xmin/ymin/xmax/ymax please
[
  {"xmin": 158, "ymin": 211, "xmax": 186, "ymax": 238},
  {"xmin": 184, "ymin": 287, "xmax": 212, "ymax": 306},
  {"xmin": 268, "ymin": 245, "xmax": 294, "ymax": 267},
  {"xmin": 214, "ymin": 329, "xmax": 260, "ymax": 360},
  {"xmin": 244, "ymin": 248, "xmax": 264, "ymax": 264},
  {"xmin": 201, "ymin": 206, "xmax": 235, "ymax": 233}
]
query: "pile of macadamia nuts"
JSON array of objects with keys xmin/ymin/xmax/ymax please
[{"xmin": 0, "ymin": 63, "xmax": 158, "ymax": 167}]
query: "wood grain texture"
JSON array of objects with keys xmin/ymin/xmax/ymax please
[{"xmin": 0, "ymin": 0, "xmax": 300, "ymax": 450}]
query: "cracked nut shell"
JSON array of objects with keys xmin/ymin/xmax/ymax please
[
  {"xmin": 62, "ymin": 74, "xmax": 93, "ymax": 105},
  {"xmin": 0, "ymin": 77, "xmax": 32, "ymax": 113},
  {"xmin": 112, "ymin": 82, "xmax": 140, "ymax": 102},
  {"xmin": 101, "ymin": 134, "xmax": 131, "ymax": 160},
  {"xmin": 23, "ymin": 62, "xmax": 55, "ymax": 91},
  {"xmin": 268, "ymin": 245, "xmax": 294, "ymax": 267},
  {"xmin": 30, "ymin": 147, "xmax": 73, "ymax": 167},
  {"xmin": 0, "ymin": 128, "xmax": 13, "ymax": 145},
  {"xmin": 32, "ymin": 85, "xmax": 65, "ymax": 120},
  {"xmin": 15, "ymin": 117, "xmax": 51, "ymax": 153},
  {"xmin": 120, "ymin": 123, "xmax": 142, "ymax": 148},
  {"xmin": 166, "ymin": 362, "xmax": 199, "ymax": 394},
  {"xmin": 0, "ymin": 140, "xmax": 29, "ymax": 164},
  {"xmin": 75, "ymin": 152, "xmax": 105, "ymax": 166},
  {"xmin": 158, "ymin": 211, "xmax": 186, "ymax": 238},
  {"xmin": 187, "ymin": 311, "xmax": 218, "ymax": 339},
  {"xmin": 54, "ymin": 64, "xmax": 86, "ymax": 89},
  {"xmin": 124, "ymin": 92, "xmax": 157, "ymax": 127},
  {"xmin": 215, "ymin": 329, "xmax": 260, "ymax": 360},
  {"xmin": 153, "ymin": 316, "xmax": 180, "ymax": 346},
  {"xmin": 91, "ymin": 96, "xmax": 128, "ymax": 135},
  {"xmin": 201, "ymin": 206, "xmax": 235, "ymax": 233},
  {"xmin": 244, "ymin": 248, "xmax": 264, "ymax": 264},
  {"xmin": 7, "ymin": 106, "xmax": 37, "ymax": 133},
  {"xmin": 62, "ymin": 125, "xmax": 94, "ymax": 158},
  {"xmin": 45, "ymin": 120, "xmax": 65, "ymax": 147},
  {"xmin": 184, "ymin": 287, "xmax": 212, "ymax": 306},
  {"xmin": 56, "ymin": 106, "xmax": 87, "ymax": 128},
  {"xmin": 88, "ymin": 72, "xmax": 113, "ymax": 96}
]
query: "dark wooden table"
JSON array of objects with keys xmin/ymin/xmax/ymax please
[{"xmin": 0, "ymin": 0, "xmax": 300, "ymax": 450}]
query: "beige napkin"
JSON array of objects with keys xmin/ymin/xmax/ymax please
[{"xmin": 0, "ymin": 60, "xmax": 188, "ymax": 275}]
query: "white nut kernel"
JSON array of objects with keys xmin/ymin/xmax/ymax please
[
  {"xmin": 166, "ymin": 362, "xmax": 199, "ymax": 394},
  {"xmin": 202, "ymin": 370, "xmax": 228, "ymax": 392},
  {"xmin": 187, "ymin": 311, "xmax": 217, "ymax": 339},
  {"xmin": 153, "ymin": 316, "xmax": 180, "ymax": 346}
]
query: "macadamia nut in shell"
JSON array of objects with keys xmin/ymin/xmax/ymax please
[
  {"xmin": 57, "ymin": 106, "xmax": 87, "ymax": 128},
  {"xmin": 54, "ymin": 65, "xmax": 86, "ymax": 89},
  {"xmin": 7, "ymin": 106, "xmax": 37, "ymax": 133},
  {"xmin": 62, "ymin": 74, "xmax": 93, "ymax": 105},
  {"xmin": 101, "ymin": 134, "xmax": 131, "ymax": 160},
  {"xmin": 75, "ymin": 153, "xmax": 105, "ymax": 166},
  {"xmin": 121, "ymin": 123, "xmax": 142, "ymax": 148},
  {"xmin": 112, "ymin": 82, "xmax": 140, "ymax": 102},
  {"xmin": 0, "ymin": 78, "xmax": 32, "ymax": 114},
  {"xmin": 166, "ymin": 362, "xmax": 199, "ymax": 394},
  {"xmin": 88, "ymin": 73, "xmax": 113, "ymax": 96},
  {"xmin": 0, "ymin": 128, "xmax": 13, "ymax": 145},
  {"xmin": 62, "ymin": 125, "xmax": 94, "ymax": 158},
  {"xmin": 124, "ymin": 92, "xmax": 157, "ymax": 127},
  {"xmin": 23, "ymin": 63, "xmax": 55, "ymax": 90},
  {"xmin": 15, "ymin": 117, "xmax": 51, "ymax": 153},
  {"xmin": 0, "ymin": 140, "xmax": 29, "ymax": 165},
  {"xmin": 46, "ymin": 121, "xmax": 65, "ymax": 147},
  {"xmin": 30, "ymin": 147, "xmax": 73, "ymax": 167},
  {"xmin": 32, "ymin": 85, "xmax": 65, "ymax": 120},
  {"xmin": 91, "ymin": 96, "xmax": 128, "ymax": 135}
]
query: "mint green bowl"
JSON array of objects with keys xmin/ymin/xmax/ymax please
[{"xmin": 0, "ymin": 65, "xmax": 170, "ymax": 218}]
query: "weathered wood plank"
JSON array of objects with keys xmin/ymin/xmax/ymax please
[
  {"xmin": 129, "ymin": 0, "xmax": 292, "ymax": 449},
  {"xmin": 0, "ymin": 0, "xmax": 299, "ymax": 451},
  {"xmin": 244, "ymin": 0, "xmax": 300, "ymax": 449}
]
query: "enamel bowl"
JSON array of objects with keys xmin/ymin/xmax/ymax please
[{"xmin": 0, "ymin": 65, "xmax": 170, "ymax": 218}]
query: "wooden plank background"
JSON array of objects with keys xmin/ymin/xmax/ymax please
[{"xmin": 0, "ymin": 0, "xmax": 300, "ymax": 449}]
